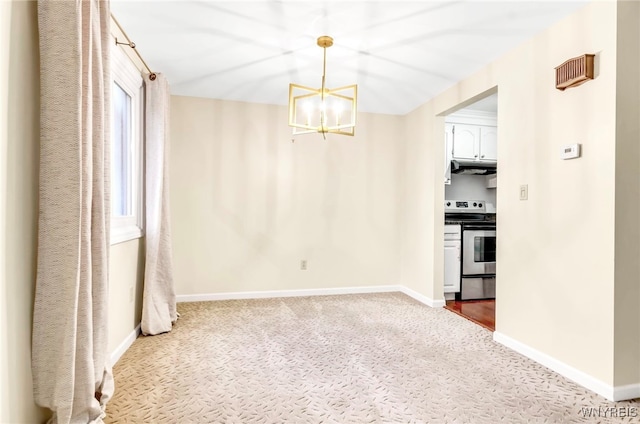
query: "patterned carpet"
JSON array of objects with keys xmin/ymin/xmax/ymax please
[{"xmin": 105, "ymin": 293, "xmax": 639, "ymax": 423}]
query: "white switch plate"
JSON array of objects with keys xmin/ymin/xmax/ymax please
[
  {"xmin": 561, "ymin": 143, "xmax": 581, "ymax": 160},
  {"xmin": 520, "ymin": 184, "xmax": 528, "ymax": 200}
]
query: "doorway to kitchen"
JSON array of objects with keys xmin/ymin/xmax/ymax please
[{"xmin": 442, "ymin": 91, "xmax": 497, "ymax": 331}]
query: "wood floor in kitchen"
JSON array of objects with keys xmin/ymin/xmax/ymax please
[{"xmin": 445, "ymin": 299, "xmax": 495, "ymax": 331}]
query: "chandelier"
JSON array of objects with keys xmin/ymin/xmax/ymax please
[{"xmin": 288, "ymin": 36, "xmax": 357, "ymax": 138}]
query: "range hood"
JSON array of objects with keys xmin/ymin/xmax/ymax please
[{"xmin": 451, "ymin": 160, "xmax": 497, "ymax": 175}]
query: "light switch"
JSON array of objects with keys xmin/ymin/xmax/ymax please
[{"xmin": 520, "ymin": 184, "xmax": 528, "ymax": 200}]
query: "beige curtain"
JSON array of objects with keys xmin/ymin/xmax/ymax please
[
  {"xmin": 141, "ymin": 73, "xmax": 178, "ymax": 336},
  {"xmin": 32, "ymin": 0, "xmax": 114, "ymax": 423}
]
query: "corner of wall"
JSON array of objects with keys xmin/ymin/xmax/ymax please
[
  {"xmin": 613, "ymin": 0, "xmax": 640, "ymax": 388},
  {"xmin": 2, "ymin": 1, "xmax": 51, "ymax": 422},
  {"xmin": 0, "ymin": 1, "xmax": 11, "ymax": 420}
]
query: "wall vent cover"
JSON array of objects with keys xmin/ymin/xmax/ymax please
[{"xmin": 555, "ymin": 54, "xmax": 595, "ymax": 90}]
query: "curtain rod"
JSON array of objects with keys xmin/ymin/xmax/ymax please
[{"xmin": 111, "ymin": 14, "xmax": 157, "ymax": 81}]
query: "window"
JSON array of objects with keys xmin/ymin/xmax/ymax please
[{"xmin": 110, "ymin": 40, "xmax": 143, "ymax": 244}]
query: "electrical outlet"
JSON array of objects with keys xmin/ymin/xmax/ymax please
[
  {"xmin": 300, "ymin": 260, "xmax": 307, "ymax": 270},
  {"xmin": 129, "ymin": 286, "xmax": 134, "ymax": 302}
]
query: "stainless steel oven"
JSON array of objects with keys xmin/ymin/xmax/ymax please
[
  {"xmin": 462, "ymin": 227, "xmax": 496, "ymax": 275},
  {"xmin": 461, "ymin": 224, "xmax": 496, "ymax": 300}
]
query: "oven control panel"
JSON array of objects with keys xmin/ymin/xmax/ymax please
[{"xmin": 444, "ymin": 200, "xmax": 486, "ymax": 213}]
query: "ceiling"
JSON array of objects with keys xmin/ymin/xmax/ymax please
[{"xmin": 111, "ymin": 0, "xmax": 589, "ymax": 116}]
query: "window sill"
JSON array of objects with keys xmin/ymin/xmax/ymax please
[{"xmin": 110, "ymin": 225, "xmax": 143, "ymax": 246}]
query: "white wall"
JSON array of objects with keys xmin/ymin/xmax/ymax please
[
  {"xmin": 613, "ymin": 0, "xmax": 640, "ymax": 387},
  {"xmin": 400, "ymin": 104, "xmax": 445, "ymax": 301},
  {"xmin": 0, "ymin": 1, "xmax": 48, "ymax": 422},
  {"xmin": 170, "ymin": 96, "xmax": 404, "ymax": 296},
  {"xmin": 0, "ymin": 1, "xmax": 11, "ymax": 419},
  {"xmin": 494, "ymin": 1, "xmax": 617, "ymax": 387},
  {"xmin": 108, "ymin": 239, "xmax": 144, "ymax": 358}
]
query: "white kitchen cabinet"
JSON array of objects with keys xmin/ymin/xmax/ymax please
[
  {"xmin": 444, "ymin": 240, "xmax": 461, "ymax": 293},
  {"xmin": 451, "ymin": 124, "xmax": 477, "ymax": 161},
  {"xmin": 451, "ymin": 123, "xmax": 497, "ymax": 164},
  {"xmin": 480, "ymin": 126, "xmax": 497, "ymax": 161},
  {"xmin": 444, "ymin": 224, "xmax": 461, "ymax": 294}
]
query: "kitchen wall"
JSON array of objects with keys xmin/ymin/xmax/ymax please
[
  {"xmin": 445, "ymin": 174, "xmax": 497, "ymax": 210},
  {"xmin": 169, "ymin": 96, "xmax": 404, "ymax": 297},
  {"xmin": 402, "ymin": 0, "xmax": 637, "ymax": 395}
]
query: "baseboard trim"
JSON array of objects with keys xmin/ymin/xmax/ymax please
[
  {"xmin": 111, "ymin": 323, "xmax": 141, "ymax": 366},
  {"xmin": 176, "ymin": 285, "xmax": 402, "ymax": 303},
  {"xmin": 177, "ymin": 285, "xmax": 446, "ymax": 309},
  {"xmin": 493, "ymin": 331, "xmax": 640, "ymax": 401},
  {"xmin": 399, "ymin": 286, "xmax": 446, "ymax": 308}
]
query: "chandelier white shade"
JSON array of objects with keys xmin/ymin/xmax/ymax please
[{"xmin": 288, "ymin": 36, "xmax": 357, "ymax": 137}]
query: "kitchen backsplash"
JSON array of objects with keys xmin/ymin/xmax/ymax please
[{"xmin": 445, "ymin": 174, "xmax": 497, "ymax": 210}]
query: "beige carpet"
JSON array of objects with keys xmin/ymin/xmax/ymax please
[{"xmin": 105, "ymin": 293, "xmax": 639, "ymax": 423}]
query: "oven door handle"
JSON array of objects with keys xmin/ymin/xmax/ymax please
[{"xmin": 463, "ymin": 224, "xmax": 496, "ymax": 231}]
